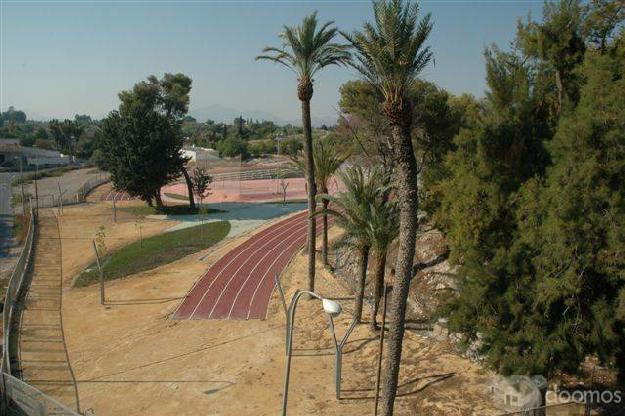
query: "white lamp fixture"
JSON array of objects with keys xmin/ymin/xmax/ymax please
[{"xmin": 322, "ymin": 298, "xmax": 342, "ymax": 317}]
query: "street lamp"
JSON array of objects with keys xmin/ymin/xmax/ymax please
[{"xmin": 281, "ymin": 289, "xmax": 342, "ymax": 416}]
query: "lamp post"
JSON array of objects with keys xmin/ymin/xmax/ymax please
[{"xmin": 282, "ymin": 290, "xmax": 342, "ymax": 416}]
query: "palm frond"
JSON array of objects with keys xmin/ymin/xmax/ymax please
[
  {"xmin": 342, "ymin": 0, "xmax": 433, "ymax": 104},
  {"xmin": 257, "ymin": 12, "xmax": 351, "ymax": 82}
]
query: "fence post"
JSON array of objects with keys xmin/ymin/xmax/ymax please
[
  {"xmin": 112, "ymin": 196, "xmax": 117, "ymax": 223},
  {"xmin": 92, "ymin": 240, "xmax": 105, "ymax": 305}
]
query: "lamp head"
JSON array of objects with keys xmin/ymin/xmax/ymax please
[{"xmin": 322, "ymin": 298, "xmax": 342, "ymax": 317}]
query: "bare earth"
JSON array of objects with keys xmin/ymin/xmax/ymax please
[{"xmin": 52, "ymin": 193, "xmax": 501, "ymax": 415}]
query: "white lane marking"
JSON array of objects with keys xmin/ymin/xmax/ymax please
[
  {"xmin": 246, "ymin": 219, "xmax": 326, "ymax": 319},
  {"xmin": 231, "ymin": 231, "xmax": 306, "ymax": 319},
  {"xmin": 224, "ymin": 221, "xmax": 309, "ymax": 319},
  {"xmin": 187, "ymin": 212, "xmax": 306, "ymax": 319},
  {"xmin": 204, "ymin": 216, "xmax": 308, "ymax": 319}
]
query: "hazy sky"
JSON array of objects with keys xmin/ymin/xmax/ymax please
[{"xmin": 1, "ymin": 0, "xmax": 544, "ymax": 123}]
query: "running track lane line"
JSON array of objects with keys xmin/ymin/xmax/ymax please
[
  {"xmin": 244, "ymin": 219, "xmax": 326, "ymax": 319},
  {"xmin": 209, "ymin": 219, "xmax": 316, "ymax": 319},
  {"xmin": 173, "ymin": 211, "xmax": 307, "ymax": 319},
  {"xmin": 174, "ymin": 212, "xmax": 306, "ymax": 319},
  {"xmin": 201, "ymin": 216, "xmax": 322, "ymax": 320},
  {"xmin": 206, "ymin": 218, "xmax": 310, "ymax": 319},
  {"xmin": 234, "ymin": 217, "xmax": 329, "ymax": 320},
  {"xmin": 186, "ymin": 213, "xmax": 307, "ymax": 319}
]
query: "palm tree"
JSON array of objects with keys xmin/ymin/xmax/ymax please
[
  {"xmin": 365, "ymin": 174, "xmax": 399, "ymax": 331},
  {"xmin": 343, "ymin": 1, "xmax": 433, "ymax": 414},
  {"xmin": 257, "ymin": 13, "xmax": 350, "ymax": 293},
  {"xmin": 319, "ymin": 166, "xmax": 382, "ymax": 323},
  {"xmin": 293, "ymin": 140, "xmax": 348, "ymax": 265}
]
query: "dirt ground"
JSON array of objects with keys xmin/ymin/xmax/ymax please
[{"xmin": 55, "ymin": 192, "xmax": 502, "ymax": 415}]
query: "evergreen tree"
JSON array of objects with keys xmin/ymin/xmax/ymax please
[{"xmin": 441, "ymin": 4, "xmax": 625, "ymax": 381}]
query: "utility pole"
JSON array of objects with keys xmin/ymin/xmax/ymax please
[
  {"xmin": 92, "ymin": 240, "xmax": 105, "ymax": 305},
  {"xmin": 374, "ymin": 285, "xmax": 390, "ymax": 416},
  {"xmin": 112, "ymin": 194, "xmax": 117, "ymax": 223},
  {"xmin": 19, "ymin": 156, "xmax": 25, "ymax": 214},
  {"xmin": 34, "ymin": 161, "xmax": 39, "ymax": 216}
]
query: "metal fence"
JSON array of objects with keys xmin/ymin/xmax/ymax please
[
  {"xmin": 0, "ymin": 207, "xmax": 81, "ymax": 416},
  {"xmin": 2, "ymin": 205, "xmax": 36, "ymax": 376},
  {"xmin": 2, "ymin": 373, "xmax": 79, "ymax": 416},
  {"xmin": 210, "ymin": 166, "xmax": 301, "ymax": 182},
  {"xmin": 33, "ymin": 174, "xmax": 110, "ymax": 210}
]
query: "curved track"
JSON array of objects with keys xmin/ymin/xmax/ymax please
[{"xmin": 174, "ymin": 211, "xmax": 323, "ymax": 320}]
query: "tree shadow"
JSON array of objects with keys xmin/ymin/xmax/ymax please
[
  {"xmin": 339, "ymin": 372, "xmax": 455, "ymax": 401},
  {"xmin": 104, "ymin": 297, "xmax": 184, "ymax": 306},
  {"xmin": 292, "ymin": 336, "xmax": 378, "ymax": 356}
]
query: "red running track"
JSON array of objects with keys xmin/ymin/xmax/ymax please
[{"xmin": 174, "ymin": 211, "xmax": 323, "ymax": 320}]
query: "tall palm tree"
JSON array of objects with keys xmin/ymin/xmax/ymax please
[
  {"xmin": 257, "ymin": 13, "xmax": 350, "ymax": 292},
  {"xmin": 319, "ymin": 166, "xmax": 384, "ymax": 323},
  {"xmin": 343, "ymin": 1, "xmax": 433, "ymax": 414},
  {"xmin": 365, "ymin": 174, "xmax": 399, "ymax": 331},
  {"xmin": 293, "ymin": 140, "xmax": 349, "ymax": 265}
]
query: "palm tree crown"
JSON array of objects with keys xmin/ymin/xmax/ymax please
[
  {"xmin": 292, "ymin": 140, "xmax": 348, "ymax": 193},
  {"xmin": 256, "ymin": 12, "xmax": 351, "ymax": 100},
  {"xmin": 321, "ymin": 166, "xmax": 381, "ymax": 252},
  {"xmin": 342, "ymin": 0, "xmax": 433, "ymax": 120}
]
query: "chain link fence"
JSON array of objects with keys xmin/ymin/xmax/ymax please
[
  {"xmin": 2, "ymin": 206, "xmax": 35, "ymax": 376},
  {"xmin": 33, "ymin": 174, "xmax": 110, "ymax": 210}
]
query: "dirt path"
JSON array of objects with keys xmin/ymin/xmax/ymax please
[
  {"xmin": 55, "ymin": 201, "xmax": 501, "ymax": 415},
  {"xmin": 18, "ymin": 211, "xmax": 80, "ymax": 412}
]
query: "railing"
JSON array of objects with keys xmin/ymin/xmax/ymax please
[
  {"xmin": 34, "ymin": 174, "xmax": 110, "ymax": 210},
  {"xmin": 2, "ymin": 205, "xmax": 36, "ymax": 376},
  {"xmin": 210, "ymin": 167, "xmax": 302, "ymax": 182},
  {"xmin": 1, "ymin": 373, "xmax": 80, "ymax": 416},
  {"xmin": 0, "ymin": 207, "xmax": 82, "ymax": 416}
]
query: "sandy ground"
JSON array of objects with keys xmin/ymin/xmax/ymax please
[{"xmin": 52, "ymin": 193, "xmax": 503, "ymax": 416}]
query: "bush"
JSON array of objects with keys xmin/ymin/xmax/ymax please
[
  {"xmin": 216, "ymin": 137, "xmax": 249, "ymax": 159},
  {"xmin": 278, "ymin": 137, "xmax": 303, "ymax": 157},
  {"xmin": 248, "ymin": 139, "xmax": 276, "ymax": 157}
]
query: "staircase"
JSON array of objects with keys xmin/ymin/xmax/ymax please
[{"xmin": 16, "ymin": 211, "xmax": 80, "ymax": 412}]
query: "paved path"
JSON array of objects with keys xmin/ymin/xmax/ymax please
[
  {"xmin": 18, "ymin": 212, "xmax": 80, "ymax": 411},
  {"xmin": 174, "ymin": 211, "xmax": 322, "ymax": 320}
]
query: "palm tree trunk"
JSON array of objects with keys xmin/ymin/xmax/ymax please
[
  {"xmin": 181, "ymin": 166, "xmax": 196, "ymax": 210},
  {"xmin": 354, "ymin": 245, "xmax": 370, "ymax": 323},
  {"xmin": 380, "ymin": 123, "xmax": 419, "ymax": 416},
  {"xmin": 301, "ymin": 97, "xmax": 317, "ymax": 293},
  {"xmin": 322, "ymin": 199, "xmax": 329, "ymax": 266},
  {"xmin": 371, "ymin": 250, "xmax": 387, "ymax": 331}
]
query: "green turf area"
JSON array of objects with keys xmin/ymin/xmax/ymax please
[
  {"xmin": 74, "ymin": 220, "xmax": 230, "ymax": 287},
  {"xmin": 119, "ymin": 204, "xmax": 226, "ymax": 217}
]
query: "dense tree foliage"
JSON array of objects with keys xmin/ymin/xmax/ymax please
[
  {"xmin": 435, "ymin": 0, "xmax": 625, "ymax": 382},
  {"xmin": 0, "ymin": 108, "xmax": 98, "ymax": 161},
  {"xmin": 96, "ymin": 74, "xmax": 191, "ymax": 208}
]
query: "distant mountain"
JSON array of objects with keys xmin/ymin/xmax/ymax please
[
  {"xmin": 189, "ymin": 104, "xmax": 337, "ymax": 127},
  {"xmin": 189, "ymin": 104, "xmax": 287, "ymax": 125}
]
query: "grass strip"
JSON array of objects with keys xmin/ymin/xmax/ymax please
[{"xmin": 74, "ymin": 220, "xmax": 230, "ymax": 287}]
